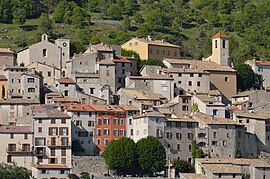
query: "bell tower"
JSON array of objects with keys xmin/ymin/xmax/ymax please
[{"xmin": 211, "ymin": 31, "xmax": 230, "ymax": 66}]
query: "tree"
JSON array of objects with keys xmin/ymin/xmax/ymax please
[
  {"xmin": 106, "ymin": 4, "xmax": 122, "ymax": 20},
  {"xmin": 90, "ymin": 36, "xmax": 101, "ymax": 45},
  {"xmin": 38, "ymin": 13, "xmax": 54, "ymax": 35},
  {"xmin": 172, "ymin": 159, "xmax": 194, "ymax": 174},
  {"xmin": 53, "ymin": 0, "xmax": 77, "ymax": 23},
  {"xmin": 234, "ymin": 63, "xmax": 263, "ymax": 91},
  {"xmin": 103, "ymin": 137, "xmax": 137, "ymax": 175},
  {"xmin": 72, "ymin": 138, "xmax": 85, "ymax": 155},
  {"xmin": 13, "ymin": 8, "xmax": 26, "ymax": 25},
  {"xmin": 122, "ymin": 16, "xmax": 131, "ymax": 32},
  {"xmin": 121, "ymin": 49, "xmax": 140, "ymax": 60},
  {"xmin": 136, "ymin": 136, "xmax": 166, "ymax": 175},
  {"xmin": 70, "ymin": 6, "xmax": 85, "ymax": 28},
  {"xmin": 191, "ymin": 140, "xmax": 205, "ymax": 165},
  {"xmin": 80, "ymin": 172, "xmax": 90, "ymax": 179},
  {"xmin": 0, "ymin": 0, "xmax": 13, "ymax": 23},
  {"xmin": 0, "ymin": 164, "xmax": 30, "ymax": 178}
]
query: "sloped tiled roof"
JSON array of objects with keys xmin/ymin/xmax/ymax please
[
  {"xmin": 193, "ymin": 112, "xmax": 242, "ymax": 125},
  {"xmin": 0, "ymin": 48, "xmax": 14, "ymax": 53},
  {"xmin": 62, "ymin": 104, "xmax": 94, "ymax": 112},
  {"xmin": 0, "ymin": 126, "xmax": 31, "ymax": 133},
  {"xmin": 99, "ymin": 59, "xmax": 115, "ymax": 65},
  {"xmin": 57, "ymin": 78, "xmax": 76, "ymax": 84},
  {"xmin": 212, "ymin": 31, "xmax": 229, "ymax": 39}
]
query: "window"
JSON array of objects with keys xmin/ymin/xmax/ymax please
[
  {"xmin": 114, "ymin": 129, "xmax": 118, "ymax": 136},
  {"xmin": 223, "ymin": 40, "xmax": 226, "ymax": 48},
  {"xmin": 225, "ymin": 77, "xmax": 228, "ymax": 82},
  {"xmin": 47, "ymin": 71, "xmax": 51, "ymax": 77},
  {"xmin": 104, "ymin": 138, "xmax": 109, "ymax": 145},
  {"xmin": 162, "ymin": 86, "xmax": 168, "ymax": 92},
  {"xmin": 51, "ymin": 119, "xmax": 56, "ymax": 124},
  {"xmin": 168, "ymin": 51, "xmax": 170, "ymax": 56},
  {"xmin": 61, "ymin": 119, "xmax": 66, "ymax": 124},
  {"xmin": 60, "ymin": 127, "xmax": 68, "ymax": 136},
  {"xmin": 97, "ymin": 129, "xmax": 101, "ymax": 136},
  {"xmin": 156, "ymin": 49, "xmax": 159, "ymax": 54},
  {"xmin": 176, "ymin": 133, "xmax": 182, "ymax": 140},
  {"xmin": 104, "ymin": 129, "xmax": 109, "ymax": 135},
  {"xmin": 90, "ymin": 88, "xmax": 95, "ymax": 94},
  {"xmin": 104, "ymin": 118, "xmax": 109, "ymax": 125},
  {"xmin": 198, "ymin": 133, "xmax": 206, "ymax": 138},
  {"xmin": 135, "ymin": 42, "xmax": 138, "ymax": 46},
  {"xmin": 61, "ymin": 158, "xmax": 66, "ymax": 164},
  {"xmin": 39, "ymin": 119, "xmax": 42, "ymax": 123},
  {"xmin": 28, "ymin": 88, "xmax": 35, "ymax": 92},
  {"xmin": 190, "ymin": 73, "xmax": 194, "ymax": 77},
  {"xmin": 49, "ymin": 158, "xmax": 57, "ymax": 164},
  {"xmin": 213, "ymin": 132, "xmax": 217, "ymax": 138},
  {"xmin": 182, "ymin": 106, "xmax": 188, "ymax": 111},
  {"xmin": 131, "ymin": 129, "xmax": 133, "ymax": 136},
  {"xmin": 120, "ymin": 129, "xmax": 125, "ymax": 136},
  {"xmin": 120, "ymin": 118, "xmax": 124, "ymax": 125},
  {"xmin": 24, "ymin": 134, "xmax": 28, "ymax": 139},
  {"xmin": 88, "ymin": 121, "xmax": 94, "ymax": 127},
  {"xmin": 188, "ymin": 81, "xmax": 192, "ymax": 86},
  {"xmin": 149, "ymin": 48, "xmax": 152, "ymax": 54},
  {"xmin": 77, "ymin": 112, "xmax": 80, "ymax": 117},
  {"xmin": 197, "ymin": 81, "xmax": 201, "ymax": 86},
  {"xmin": 129, "ymin": 43, "xmax": 132, "ymax": 46},
  {"xmin": 97, "ymin": 138, "xmax": 101, "ymax": 145},
  {"xmin": 113, "ymin": 118, "xmax": 118, "ymax": 125},
  {"xmin": 258, "ymin": 67, "xmax": 263, "ymax": 72},
  {"xmin": 64, "ymin": 90, "xmax": 68, "ymax": 96},
  {"xmin": 65, "ymin": 84, "xmax": 68, "ymax": 87},
  {"xmin": 43, "ymin": 49, "xmax": 47, "ymax": 57},
  {"xmin": 212, "ymin": 141, "xmax": 218, "ymax": 145},
  {"xmin": 198, "ymin": 73, "xmax": 202, "ymax": 77},
  {"xmin": 61, "ymin": 148, "xmax": 66, "ymax": 156},
  {"xmin": 8, "ymin": 144, "xmax": 16, "ymax": 151},
  {"xmin": 188, "ymin": 145, "xmax": 192, "ymax": 152},
  {"xmin": 10, "ymin": 134, "xmax": 14, "ymax": 139},
  {"xmin": 38, "ymin": 127, "xmax": 42, "ymax": 133},
  {"xmin": 156, "ymin": 129, "xmax": 162, "ymax": 138},
  {"xmin": 178, "ymin": 81, "xmax": 182, "ymax": 84},
  {"xmin": 177, "ymin": 144, "xmax": 180, "ymax": 151},
  {"xmin": 49, "ymin": 127, "xmax": 57, "ymax": 135},
  {"xmin": 166, "ymin": 132, "xmax": 172, "ymax": 139},
  {"xmin": 27, "ymin": 78, "xmax": 34, "ymax": 83},
  {"xmin": 51, "ymin": 148, "xmax": 55, "ymax": 156},
  {"xmin": 182, "ymin": 98, "xmax": 188, "ymax": 103},
  {"xmin": 187, "ymin": 133, "xmax": 193, "ymax": 140},
  {"xmin": 178, "ymin": 73, "xmax": 182, "ymax": 77},
  {"xmin": 97, "ymin": 118, "xmax": 101, "ymax": 125},
  {"xmin": 213, "ymin": 110, "xmax": 219, "ymax": 116},
  {"xmin": 215, "ymin": 40, "xmax": 217, "ymax": 48}
]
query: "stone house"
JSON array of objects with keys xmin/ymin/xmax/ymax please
[
  {"xmin": 193, "ymin": 93, "xmax": 225, "ymax": 118},
  {"xmin": 125, "ymin": 74, "xmax": 174, "ymax": 100},
  {"xmin": 164, "ymin": 117, "xmax": 198, "ymax": 162},
  {"xmin": 26, "ymin": 62, "xmax": 61, "ymax": 85},
  {"xmin": 0, "ymin": 126, "xmax": 33, "ymax": 171},
  {"xmin": 161, "ymin": 68, "xmax": 210, "ymax": 96},
  {"xmin": 0, "ymin": 98, "xmax": 40, "ymax": 125},
  {"xmin": 3, "ymin": 66, "xmax": 42, "ymax": 100},
  {"xmin": 31, "ymin": 105, "xmax": 72, "ymax": 179},
  {"xmin": 54, "ymin": 78, "xmax": 77, "ymax": 98},
  {"xmin": 0, "ymin": 75, "xmax": 7, "ymax": 99},
  {"xmin": 193, "ymin": 112, "xmax": 246, "ymax": 158},
  {"xmin": 122, "ymin": 36, "xmax": 181, "ymax": 60},
  {"xmin": 0, "ymin": 48, "xmax": 14, "ymax": 67},
  {"xmin": 17, "ymin": 34, "xmax": 70, "ymax": 74},
  {"xmin": 163, "ymin": 59, "xmax": 237, "ymax": 105}
]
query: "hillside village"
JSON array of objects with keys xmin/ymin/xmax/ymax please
[{"xmin": 1, "ymin": 31, "xmax": 270, "ymax": 179}]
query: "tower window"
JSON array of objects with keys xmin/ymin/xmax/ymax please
[
  {"xmin": 215, "ymin": 40, "xmax": 217, "ymax": 48},
  {"xmin": 223, "ymin": 40, "xmax": 226, "ymax": 48},
  {"xmin": 43, "ymin": 49, "xmax": 47, "ymax": 57}
]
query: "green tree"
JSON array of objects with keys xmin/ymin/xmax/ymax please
[
  {"xmin": 72, "ymin": 138, "xmax": 85, "ymax": 155},
  {"xmin": 106, "ymin": 4, "xmax": 122, "ymax": 20},
  {"xmin": 138, "ymin": 58, "xmax": 164, "ymax": 71},
  {"xmin": 90, "ymin": 36, "xmax": 101, "ymax": 45},
  {"xmin": 122, "ymin": 16, "xmax": 131, "ymax": 32},
  {"xmin": 53, "ymin": 0, "xmax": 77, "ymax": 23},
  {"xmin": 136, "ymin": 136, "xmax": 166, "ymax": 175},
  {"xmin": 0, "ymin": 164, "xmax": 30, "ymax": 178},
  {"xmin": 172, "ymin": 159, "xmax": 194, "ymax": 174},
  {"xmin": 12, "ymin": 8, "xmax": 26, "ymax": 25},
  {"xmin": 121, "ymin": 49, "xmax": 140, "ymax": 60},
  {"xmin": 39, "ymin": 13, "xmax": 54, "ymax": 35},
  {"xmin": 191, "ymin": 140, "xmax": 205, "ymax": 165},
  {"xmin": 234, "ymin": 63, "xmax": 263, "ymax": 91},
  {"xmin": 0, "ymin": 0, "xmax": 13, "ymax": 23},
  {"xmin": 76, "ymin": 29, "xmax": 92, "ymax": 45},
  {"xmin": 103, "ymin": 137, "xmax": 137, "ymax": 175},
  {"xmin": 70, "ymin": 6, "xmax": 85, "ymax": 28},
  {"xmin": 80, "ymin": 172, "xmax": 90, "ymax": 179}
]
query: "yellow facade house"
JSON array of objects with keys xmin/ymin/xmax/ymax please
[{"xmin": 121, "ymin": 36, "xmax": 181, "ymax": 60}]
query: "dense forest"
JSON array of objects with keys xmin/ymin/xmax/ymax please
[{"xmin": 1, "ymin": 0, "xmax": 270, "ymax": 62}]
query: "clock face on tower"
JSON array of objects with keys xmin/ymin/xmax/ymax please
[{"xmin": 63, "ymin": 42, "xmax": 67, "ymax": 47}]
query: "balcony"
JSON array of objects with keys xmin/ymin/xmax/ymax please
[
  {"xmin": 6, "ymin": 147, "xmax": 32, "ymax": 154},
  {"xmin": 47, "ymin": 140, "xmax": 71, "ymax": 148},
  {"xmin": 34, "ymin": 147, "xmax": 47, "ymax": 156}
]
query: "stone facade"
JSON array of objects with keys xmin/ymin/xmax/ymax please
[{"xmin": 0, "ymin": 48, "xmax": 14, "ymax": 67}]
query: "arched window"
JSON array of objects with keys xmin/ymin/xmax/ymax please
[
  {"xmin": 198, "ymin": 133, "xmax": 206, "ymax": 138},
  {"xmin": 198, "ymin": 142, "xmax": 206, "ymax": 147}
]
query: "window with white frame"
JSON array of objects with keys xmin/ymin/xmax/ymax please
[
  {"xmin": 104, "ymin": 128, "xmax": 109, "ymax": 135},
  {"xmin": 120, "ymin": 129, "xmax": 125, "ymax": 136}
]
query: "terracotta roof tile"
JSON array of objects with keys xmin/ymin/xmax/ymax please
[
  {"xmin": 52, "ymin": 98, "xmax": 78, "ymax": 102},
  {"xmin": 33, "ymin": 164, "xmax": 71, "ymax": 169},
  {"xmin": 0, "ymin": 126, "xmax": 31, "ymax": 133},
  {"xmin": 0, "ymin": 48, "xmax": 14, "ymax": 53},
  {"xmin": 203, "ymin": 164, "xmax": 241, "ymax": 174},
  {"xmin": 90, "ymin": 105, "xmax": 125, "ymax": 112},
  {"xmin": 193, "ymin": 112, "xmax": 242, "ymax": 125},
  {"xmin": 164, "ymin": 59, "xmax": 235, "ymax": 72},
  {"xmin": 62, "ymin": 104, "xmax": 94, "ymax": 112},
  {"xmin": 212, "ymin": 31, "xmax": 229, "ymax": 39},
  {"xmin": 99, "ymin": 59, "xmax": 115, "ymax": 65},
  {"xmin": 57, "ymin": 78, "xmax": 76, "ymax": 84},
  {"xmin": 128, "ymin": 74, "xmax": 173, "ymax": 80}
]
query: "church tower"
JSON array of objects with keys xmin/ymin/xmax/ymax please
[{"xmin": 211, "ymin": 31, "xmax": 230, "ymax": 66}]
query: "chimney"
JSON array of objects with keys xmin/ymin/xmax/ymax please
[{"xmin": 147, "ymin": 35, "xmax": 151, "ymax": 41}]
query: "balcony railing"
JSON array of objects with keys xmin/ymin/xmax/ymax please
[
  {"xmin": 6, "ymin": 148, "xmax": 32, "ymax": 154},
  {"xmin": 47, "ymin": 140, "xmax": 71, "ymax": 148}
]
